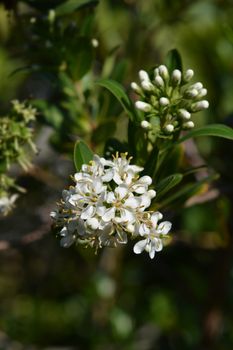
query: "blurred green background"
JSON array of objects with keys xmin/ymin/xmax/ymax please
[{"xmin": 1, "ymin": 0, "xmax": 233, "ymax": 349}]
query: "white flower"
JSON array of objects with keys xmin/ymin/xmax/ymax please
[
  {"xmin": 133, "ymin": 212, "xmax": 172, "ymax": 259},
  {"xmin": 0, "ymin": 194, "xmax": 18, "ymax": 216},
  {"xmin": 51, "ymin": 153, "xmax": 166, "ymax": 257}
]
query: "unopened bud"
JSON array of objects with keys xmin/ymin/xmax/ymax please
[
  {"xmin": 198, "ymin": 88, "xmax": 207, "ymax": 98},
  {"xmin": 135, "ymin": 101, "xmax": 152, "ymax": 112},
  {"xmin": 131, "ymin": 82, "xmax": 141, "ymax": 94},
  {"xmin": 158, "ymin": 65, "xmax": 169, "ymax": 80},
  {"xmin": 191, "ymin": 82, "xmax": 203, "ymax": 90},
  {"xmin": 192, "ymin": 100, "xmax": 209, "ymax": 111},
  {"xmin": 185, "ymin": 88, "xmax": 199, "ymax": 98},
  {"xmin": 139, "ymin": 70, "xmax": 150, "ymax": 82},
  {"xmin": 141, "ymin": 120, "xmax": 151, "ymax": 129},
  {"xmin": 148, "ymin": 189, "xmax": 156, "ymax": 198},
  {"xmin": 184, "ymin": 69, "xmax": 194, "ymax": 81},
  {"xmin": 154, "ymin": 75, "xmax": 164, "ymax": 88},
  {"xmin": 91, "ymin": 38, "xmax": 99, "ymax": 48},
  {"xmin": 141, "ymin": 80, "xmax": 154, "ymax": 91},
  {"xmin": 171, "ymin": 69, "xmax": 182, "ymax": 85},
  {"xmin": 159, "ymin": 97, "xmax": 169, "ymax": 106},
  {"xmin": 178, "ymin": 109, "xmax": 191, "ymax": 120},
  {"xmin": 164, "ymin": 124, "xmax": 174, "ymax": 133},
  {"xmin": 183, "ymin": 121, "xmax": 194, "ymax": 129}
]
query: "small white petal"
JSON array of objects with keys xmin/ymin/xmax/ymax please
[
  {"xmin": 115, "ymin": 185, "xmax": 128, "ymax": 200},
  {"xmin": 139, "ymin": 223, "xmax": 150, "ymax": 236},
  {"xmin": 81, "ymin": 205, "xmax": 95, "ymax": 220},
  {"xmin": 133, "ymin": 239, "xmax": 147, "ymax": 254},
  {"xmin": 87, "ymin": 217, "xmax": 99, "ymax": 230},
  {"xmin": 157, "ymin": 221, "xmax": 172, "ymax": 235},
  {"xmin": 124, "ymin": 196, "xmax": 140, "ymax": 208},
  {"xmin": 151, "ymin": 211, "xmax": 163, "ymax": 227},
  {"xmin": 102, "ymin": 207, "xmax": 115, "ymax": 222}
]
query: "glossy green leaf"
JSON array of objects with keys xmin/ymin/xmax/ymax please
[
  {"xmin": 155, "ymin": 173, "xmax": 183, "ymax": 200},
  {"xmin": 96, "ymin": 79, "xmax": 138, "ymax": 121},
  {"xmin": 55, "ymin": 0, "xmax": 99, "ymax": 16},
  {"xmin": 157, "ymin": 174, "xmax": 218, "ymax": 209},
  {"xmin": 74, "ymin": 140, "xmax": 94, "ymax": 171},
  {"xmin": 177, "ymin": 124, "xmax": 233, "ymax": 143},
  {"xmin": 165, "ymin": 49, "xmax": 182, "ymax": 73}
]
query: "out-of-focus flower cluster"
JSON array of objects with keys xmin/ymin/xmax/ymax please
[
  {"xmin": 0, "ymin": 100, "xmax": 37, "ymax": 216},
  {"xmin": 131, "ymin": 65, "xmax": 209, "ymax": 135},
  {"xmin": 51, "ymin": 154, "xmax": 172, "ymax": 259}
]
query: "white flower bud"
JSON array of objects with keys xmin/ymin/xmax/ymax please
[
  {"xmin": 183, "ymin": 121, "xmax": 194, "ymax": 129},
  {"xmin": 148, "ymin": 189, "xmax": 156, "ymax": 198},
  {"xmin": 178, "ymin": 109, "xmax": 191, "ymax": 120},
  {"xmin": 154, "ymin": 75, "xmax": 164, "ymax": 88},
  {"xmin": 192, "ymin": 100, "xmax": 209, "ymax": 111},
  {"xmin": 198, "ymin": 88, "xmax": 207, "ymax": 98},
  {"xmin": 139, "ymin": 70, "xmax": 150, "ymax": 82},
  {"xmin": 141, "ymin": 120, "xmax": 151, "ymax": 129},
  {"xmin": 159, "ymin": 97, "xmax": 169, "ymax": 106},
  {"xmin": 184, "ymin": 69, "xmax": 194, "ymax": 81},
  {"xmin": 164, "ymin": 124, "xmax": 174, "ymax": 133},
  {"xmin": 191, "ymin": 82, "xmax": 203, "ymax": 90},
  {"xmin": 91, "ymin": 38, "xmax": 99, "ymax": 48},
  {"xmin": 131, "ymin": 82, "xmax": 142, "ymax": 94},
  {"xmin": 171, "ymin": 69, "xmax": 182, "ymax": 85},
  {"xmin": 185, "ymin": 88, "xmax": 199, "ymax": 98},
  {"xmin": 141, "ymin": 80, "xmax": 154, "ymax": 91},
  {"xmin": 158, "ymin": 65, "xmax": 169, "ymax": 79},
  {"xmin": 135, "ymin": 101, "xmax": 152, "ymax": 112}
]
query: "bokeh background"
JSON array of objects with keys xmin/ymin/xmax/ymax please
[{"xmin": 0, "ymin": 0, "xmax": 233, "ymax": 349}]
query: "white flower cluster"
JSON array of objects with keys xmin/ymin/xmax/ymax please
[
  {"xmin": 51, "ymin": 154, "xmax": 172, "ymax": 259},
  {"xmin": 131, "ymin": 65, "xmax": 209, "ymax": 134}
]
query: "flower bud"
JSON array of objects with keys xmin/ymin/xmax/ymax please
[
  {"xmin": 164, "ymin": 124, "xmax": 174, "ymax": 133},
  {"xmin": 191, "ymin": 82, "xmax": 203, "ymax": 90},
  {"xmin": 148, "ymin": 189, "xmax": 156, "ymax": 198},
  {"xmin": 198, "ymin": 88, "xmax": 207, "ymax": 98},
  {"xmin": 183, "ymin": 121, "xmax": 194, "ymax": 129},
  {"xmin": 141, "ymin": 120, "xmax": 151, "ymax": 129},
  {"xmin": 178, "ymin": 109, "xmax": 191, "ymax": 120},
  {"xmin": 184, "ymin": 69, "xmax": 194, "ymax": 81},
  {"xmin": 171, "ymin": 69, "xmax": 182, "ymax": 85},
  {"xmin": 158, "ymin": 65, "xmax": 169, "ymax": 80},
  {"xmin": 185, "ymin": 88, "xmax": 199, "ymax": 98},
  {"xmin": 91, "ymin": 38, "xmax": 99, "ymax": 48},
  {"xmin": 141, "ymin": 80, "xmax": 154, "ymax": 91},
  {"xmin": 159, "ymin": 97, "xmax": 169, "ymax": 106},
  {"xmin": 131, "ymin": 82, "xmax": 141, "ymax": 94},
  {"xmin": 135, "ymin": 101, "xmax": 152, "ymax": 112},
  {"xmin": 139, "ymin": 70, "xmax": 150, "ymax": 82},
  {"xmin": 192, "ymin": 100, "xmax": 209, "ymax": 111},
  {"xmin": 154, "ymin": 75, "xmax": 164, "ymax": 88}
]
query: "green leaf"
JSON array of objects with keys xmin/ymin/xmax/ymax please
[
  {"xmin": 74, "ymin": 140, "xmax": 94, "ymax": 171},
  {"xmin": 165, "ymin": 49, "xmax": 182, "ymax": 73},
  {"xmin": 177, "ymin": 124, "xmax": 233, "ymax": 143},
  {"xmin": 96, "ymin": 79, "xmax": 138, "ymax": 121},
  {"xmin": 155, "ymin": 173, "xmax": 183, "ymax": 200},
  {"xmin": 55, "ymin": 0, "xmax": 99, "ymax": 16},
  {"xmin": 157, "ymin": 174, "xmax": 218, "ymax": 209}
]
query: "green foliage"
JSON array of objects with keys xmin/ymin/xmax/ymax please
[{"xmin": 74, "ymin": 140, "xmax": 94, "ymax": 171}]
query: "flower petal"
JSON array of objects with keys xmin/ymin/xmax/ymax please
[
  {"xmin": 133, "ymin": 239, "xmax": 147, "ymax": 254},
  {"xmin": 81, "ymin": 205, "xmax": 95, "ymax": 220},
  {"xmin": 157, "ymin": 221, "xmax": 172, "ymax": 235},
  {"xmin": 102, "ymin": 207, "xmax": 115, "ymax": 222}
]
